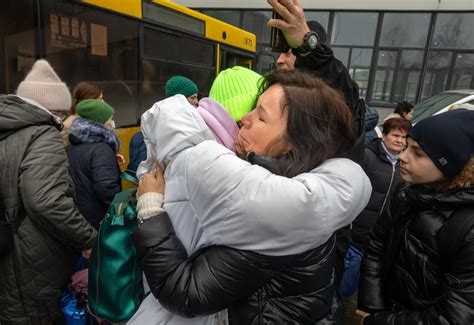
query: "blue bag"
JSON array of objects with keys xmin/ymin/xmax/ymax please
[
  {"xmin": 339, "ymin": 244, "xmax": 363, "ymax": 297},
  {"xmin": 61, "ymin": 257, "xmax": 93, "ymax": 325}
]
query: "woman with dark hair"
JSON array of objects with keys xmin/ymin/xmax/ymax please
[
  {"xmin": 62, "ymin": 82, "xmax": 103, "ymax": 148},
  {"xmin": 71, "ymin": 81, "xmax": 103, "ymax": 114},
  {"xmin": 393, "ymin": 101, "xmax": 414, "ymax": 122},
  {"xmin": 128, "ymin": 70, "xmax": 372, "ymax": 324}
]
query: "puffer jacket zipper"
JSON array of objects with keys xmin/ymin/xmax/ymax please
[{"xmin": 379, "ymin": 163, "xmax": 396, "ymax": 216}]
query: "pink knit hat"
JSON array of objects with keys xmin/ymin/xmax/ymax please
[
  {"xmin": 16, "ymin": 60, "xmax": 72, "ymax": 111},
  {"xmin": 197, "ymin": 98, "xmax": 239, "ymax": 151}
]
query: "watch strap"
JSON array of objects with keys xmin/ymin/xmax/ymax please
[{"xmin": 292, "ymin": 31, "xmax": 319, "ymax": 56}]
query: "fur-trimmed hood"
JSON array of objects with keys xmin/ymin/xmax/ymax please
[{"xmin": 69, "ymin": 118, "xmax": 120, "ymax": 152}]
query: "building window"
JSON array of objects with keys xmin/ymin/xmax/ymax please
[
  {"xmin": 421, "ymin": 51, "xmax": 453, "ymax": 100},
  {"xmin": 242, "ymin": 11, "xmax": 272, "ymax": 44},
  {"xmin": 331, "ymin": 12, "xmax": 378, "ymax": 46},
  {"xmin": 349, "ymin": 48, "xmax": 373, "ymax": 98},
  {"xmin": 372, "ymin": 50, "xmax": 397, "ymax": 102},
  {"xmin": 451, "ymin": 53, "xmax": 474, "ymax": 89},
  {"xmin": 432, "ymin": 13, "xmax": 474, "ymax": 49},
  {"xmin": 333, "ymin": 47, "xmax": 350, "ymax": 66},
  {"xmin": 305, "ymin": 11, "xmax": 330, "ymax": 31},
  {"xmin": 380, "ymin": 13, "xmax": 431, "ymax": 48},
  {"xmin": 393, "ymin": 50, "xmax": 424, "ymax": 103}
]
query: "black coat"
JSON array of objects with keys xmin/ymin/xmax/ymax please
[
  {"xmin": 68, "ymin": 134, "xmax": 121, "ymax": 229},
  {"xmin": 133, "ymin": 213, "xmax": 343, "ymax": 324},
  {"xmin": 352, "ymin": 139, "xmax": 402, "ymax": 251},
  {"xmin": 358, "ymin": 184, "xmax": 474, "ymax": 324}
]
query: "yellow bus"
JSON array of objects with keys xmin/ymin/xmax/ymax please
[{"xmin": 1, "ymin": 0, "xmax": 256, "ymax": 167}]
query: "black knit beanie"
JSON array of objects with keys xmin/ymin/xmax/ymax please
[{"xmin": 409, "ymin": 109, "xmax": 474, "ymax": 177}]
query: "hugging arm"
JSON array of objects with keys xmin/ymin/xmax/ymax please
[{"xmin": 133, "ymin": 213, "xmax": 276, "ymax": 317}]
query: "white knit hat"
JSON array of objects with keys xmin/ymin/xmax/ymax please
[{"xmin": 16, "ymin": 60, "xmax": 72, "ymax": 111}]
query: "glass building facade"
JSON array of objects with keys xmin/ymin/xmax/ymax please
[{"xmin": 201, "ymin": 9, "xmax": 474, "ymax": 107}]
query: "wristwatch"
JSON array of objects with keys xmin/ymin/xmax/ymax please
[{"xmin": 292, "ymin": 31, "xmax": 319, "ymax": 56}]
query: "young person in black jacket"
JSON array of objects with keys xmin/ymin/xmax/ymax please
[{"xmin": 358, "ymin": 109, "xmax": 474, "ymax": 324}]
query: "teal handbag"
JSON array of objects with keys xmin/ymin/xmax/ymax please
[{"xmin": 88, "ymin": 171, "xmax": 143, "ymax": 323}]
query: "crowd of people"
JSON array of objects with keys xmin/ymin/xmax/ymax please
[{"xmin": 1, "ymin": 0, "xmax": 474, "ymax": 324}]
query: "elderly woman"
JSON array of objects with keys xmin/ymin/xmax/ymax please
[
  {"xmin": 130, "ymin": 70, "xmax": 372, "ymax": 324},
  {"xmin": 352, "ymin": 117, "xmax": 412, "ymax": 252}
]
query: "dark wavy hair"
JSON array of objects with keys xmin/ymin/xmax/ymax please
[
  {"xmin": 394, "ymin": 101, "xmax": 414, "ymax": 116},
  {"xmin": 257, "ymin": 70, "xmax": 356, "ymax": 177}
]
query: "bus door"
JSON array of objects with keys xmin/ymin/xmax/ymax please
[{"xmin": 219, "ymin": 44, "xmax": 254, "ymax": 72}]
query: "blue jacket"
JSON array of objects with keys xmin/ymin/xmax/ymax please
[
  {"xmin": 68, "ymin": 119, "xmax": 121, "ymax": 229},
  {"xmin": 127, "ymin": 131, "xmax": 147, "ymax": 172}
]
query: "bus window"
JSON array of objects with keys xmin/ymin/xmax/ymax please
[
  {"xmin": 144, "ymin": 28, "xmax": 179, "ymax": 61},
  {"xmin": 180, "ymin": 37, "xmax": 215, "ymax": 67},
  {"xmin": 1, "ymin": 0, "xmax": 37, "ymax": 93},
  {"xmin": 141, "ymin": 59, "xmax": 215, "ymax": 109},
  {"xmin": 39, "ymin": 0, "xmax": 140, "ymax": 128}
]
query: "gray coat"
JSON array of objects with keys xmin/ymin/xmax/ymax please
[{"xmin": 0, "ymin": 95, "xmax": 96, "ymax": 324}]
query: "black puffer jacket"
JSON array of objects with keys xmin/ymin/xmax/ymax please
[
  {"xmin": 359, "ymin": 184, "xmax": 474, "ymax": 324},
  {"xmin": 0, "ymin": 95, "xmax": 96, "ymax": 324},
  {"xmin": 352, "ymin": 139, "xmax": 402, "ymax": 251},
  {"xmin": 133, "ymin": 213, "xmax": 343, "ymax": 324},
  {"xmin": 68, "ymin": 119, "xmax": 121, "ymax": 229}
]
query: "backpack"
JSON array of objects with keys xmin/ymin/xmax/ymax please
[{"xmin": 88, "ymin": 171, "xmax": 144, "ymax": 323}]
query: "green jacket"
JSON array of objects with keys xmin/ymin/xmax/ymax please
[{"xmin": 0, "ymin": 95, "xmax": 97, "ymax": 324}]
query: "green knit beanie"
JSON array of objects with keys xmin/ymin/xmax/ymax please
[
  {"xmin": 165, "ymin": 76, "xmax": 198, "ymax": 98},
  {"xmin": 76, "ymin": 99, "xmax": 114, "ymax": 124},
  {"xmin": 209, "ymin": 66, "xmax": 263, "ymax": 121}
]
